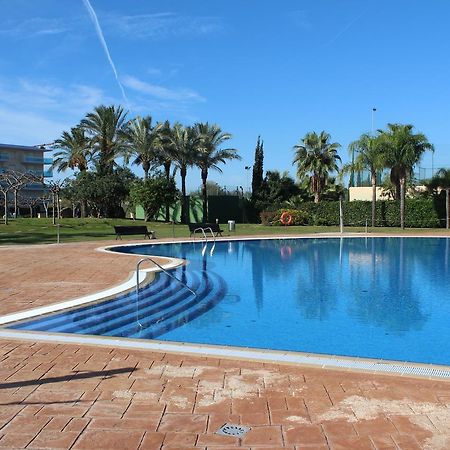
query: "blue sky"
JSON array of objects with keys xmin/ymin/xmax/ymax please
[{"xmin": 1, "ymin": 0, "xmax": 449, "ymax": 191}]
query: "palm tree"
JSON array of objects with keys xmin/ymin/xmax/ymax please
[
  {"xmin": 52, "ymin": 126, "xmax": 90, "ymax": 173},
  {"xmin": 124, "ymin": 115, "xmax": 163, "ymax": 179},
  {"xmin": 430, "ymin": 168, "xmax": 450, "ymax": 229},
  {"xmin": 169, "ymin": 123, "xmax": 198, "ymax": 224},
  {"xmin": 153, "ymin": 120, "xmax": 179, "ymax": 222},
  {"xmin": 380, "ymin": 124, "xmax": 433, "ymax": 229},
  {"xmin": 194, "ymin": 123, "xmax": 241, "ymax": 222},
  {"xmin": 348, "ymin": 133, "xmax": 385, "ymax": 227},
  {"xmin": 293, "ymin": 131, "xmax": 341, "ymax": 203},
  {"xmin": 80, "ymin": 105, "xmax": 128, "ymax": 175}
]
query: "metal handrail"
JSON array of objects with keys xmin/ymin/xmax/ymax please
[
  {"xmin": 193, "ymin": 226, "xmax": 216, "ymax": 244},
  {"xmin": 193, "ymin": 227, "xmax": 208, "ymax": 243},
  {"xmin": 135, "ymin": 257, "xmax": 197, "ymax": 298}
]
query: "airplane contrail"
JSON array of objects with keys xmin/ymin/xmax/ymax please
[{"xmin": 82, "ymin": 0, "xmax": 129, "ymax": 105}]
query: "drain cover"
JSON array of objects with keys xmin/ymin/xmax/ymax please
[{"xmin": 216, "ymin": 423, "xmax": 251, "ymax": 437}]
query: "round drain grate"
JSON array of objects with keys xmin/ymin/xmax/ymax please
[{"xmin": 216, "ymin": 423, "xmax": 251, "ymax": 437}]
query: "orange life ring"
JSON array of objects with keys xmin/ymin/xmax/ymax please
[{"xmin": 280, "ymin": 212, "xmax": 293, "ymax": 226}]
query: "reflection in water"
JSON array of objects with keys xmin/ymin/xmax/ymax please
[{"xmin": 112, "ymin": 238, "xmax": 450, "ymax": 364}]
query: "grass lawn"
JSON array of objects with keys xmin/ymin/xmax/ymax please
[{"xmin": 0, "ymin": 218, "xmax": 449, "ymax": 245}]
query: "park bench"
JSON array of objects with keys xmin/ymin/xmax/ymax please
[
  {"xmin": 114, "ymin": 225, "xmax": 156, "ymax": 240},
  {"xmin": 188, "ymin": 223, "xmax": 223, "ymax": 237}
]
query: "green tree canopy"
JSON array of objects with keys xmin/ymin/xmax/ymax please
[
  {"xmin": 293, "ymin": 131, "xmax": 341, "ymax": 203},
  {"xmin": 130, "ymin": 174, "xmax": 179, "ymax": 221}
]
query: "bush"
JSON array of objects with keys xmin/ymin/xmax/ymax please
[
  {"xmin": 260, "ymin": 199, "xmax": 442, "ymax": 228},
  {"xmin": 259, "ymin": 210, "xmax": 277, "ymax": 226},
  {"xmin": 273, "ymin": 209, "xmax": 309, "ymax": 226}
]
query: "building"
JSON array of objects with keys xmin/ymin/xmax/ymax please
[{"xmin": 0, "ymin": 143, "xmax": 53, "ymax": 211}]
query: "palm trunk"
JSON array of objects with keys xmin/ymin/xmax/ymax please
[
  {"xmin": 446, "ymin": 188, "xmax": 449, "ymax": 230},
  {"xmin": 142, "ymin": 161, "xmax": 150, "ymax": 180},
  {"xmin": 164, "ymin": 161, "xmax": 171, "ymax": 222},
  {"xmin": 312, "ymin": 174, "xmax": 320, "ymax": 203},
  {"xmin": 201, "ymin": 169, "xmax": 208, "ymax": 223},
  {"xmin": 371, "ymin": 170, "xmax": 377, "ymax": 227},
  {"xmin": 400, "ymin": 177, "xmax": 405, "ymax": 229},
  {"xmin": 180, "ymin": 165, "xmax": 188, "ymax": 224}
]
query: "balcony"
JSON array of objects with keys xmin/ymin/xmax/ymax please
[
  {"xmin": 23, "ymin": 156, "xmax": 44, "ymax": 164},
  {"xmin": 43, "ymin": 157, "xmax": 53, "ymax": 165},
  {"xmin": 43, "ymin": 169, "xmax": 53, "ymax": 178},
  {"xmin": 0, "ymin": 153, "xmax": 9, "ymax": 162}
]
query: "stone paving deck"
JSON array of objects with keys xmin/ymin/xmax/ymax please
[{"xmin": 0, "ymin": 238, "xmax": 449, "ymax": 449}]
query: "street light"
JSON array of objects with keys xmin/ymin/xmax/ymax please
[
  {"xmin": 371, "ymin": 107, "xmax": 377, "ymax": 135},
  {"xmin": 244, "ymin": 165, "xmax": 252, "ymax": 194}
]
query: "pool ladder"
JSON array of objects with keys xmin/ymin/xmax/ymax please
[
  {"xmin": 193, "ymin": 227, "xmax": 216, "ymax": 257},
  {"xmin": 135, "ymin": 257, "xmax": 197, "ymax": 298}
]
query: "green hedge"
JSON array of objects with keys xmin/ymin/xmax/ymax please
[{"xmin": 263, "ymin": 198, "xmax": 443, "ymax": 228}]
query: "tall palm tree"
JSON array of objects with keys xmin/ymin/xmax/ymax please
[
  {"xmin": 348, "ymin": 133, "xmax": 385, "ymax": 227},
  {"xmin": 124, "ymin": 115, "xmax": 163, "ymax": 179},
  {"xmin": 169, "ymin": 123, "xmax": 198, "ymax": 224},
  {"xmin": 194, "ymin": 123, "xmax": 241, "ymax": 222},
  {"xmin": 430, "ymin": 168, "xmax": 450, "ymax": 229},
  {"xmin": 293, "ymin": 131, "xmax": 341, "ymax": 203},
  {"xmin": 52, "ymin": 126, "xmax": 90, "ymax": 173},
  {"xmin": 156, "ymin": 120, "xmax": 178, "ymax": 221},
  {"xmin": 80, "ymin": 105, "xmax": 128, "ymax": 175},
  {"xmin": 380, "ymin": 124, "xmax": 433, "ymax": 229}
]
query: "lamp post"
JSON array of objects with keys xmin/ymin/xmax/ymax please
[
  {"xmin": 371, "ymin": 107, "xmax": 377, "ymax": 136},
  {"xmin": 244, "ymin": 166, "xmax": 252, "ymax": 195}
]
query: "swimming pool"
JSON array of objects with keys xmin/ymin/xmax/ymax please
[{"xmin": 8, "ymin": 237, "xmax": 450, "ymax": 366}]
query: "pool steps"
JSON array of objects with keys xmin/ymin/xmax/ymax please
[{"xmin": 10, "ymin": 268, "xmax": 227, "ymax": 339}]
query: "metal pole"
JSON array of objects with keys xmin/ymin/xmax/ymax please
[
  {"xmin": 339, "ymin": 196, "xmax": 344, "ymax": 234},
  {"xmin": 56, "ymin": 224, "xmax": 60, "ymax": 244},
  {"xmin": 371, "ymin": 107, "xmax": 377, "ymax": 135},
  {"xmin": 446, "ymin": 189, "xmax": 449, "ymax": 230},
  {"xmin": 365, "ymin": 218, "xmax": 368, "ymax": 234}
]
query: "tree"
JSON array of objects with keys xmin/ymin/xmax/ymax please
[
  {"xmin": 80, "ymin": 105, "xmax": 128, "ymax": 175},
  {"xmin": 52, "ymin": 126, "xmax": 90, "ymax": 173},
  {"xmin": 169, "ymin": 123, "xmax": 198, "ymax": 224},
  {"xmin": 251, "ymin": 136, "xmax": 264, "ymax": 201},
  {"xmin": 380, "ymin": 124, "xmax": 433, "ymax": 229},
  {"xmin": 293, "ymin": 131, "xmax": 341, "ymax": 203},
  {"xmin": 67, "ymin": 168, "xmax": 135, "ymax": 218},
  {"xmin": 124, "ymin": 115, "xmax": 163, "ymax": 179},
  {"xmin": 430, "ymin": 168, "xmax": 450, "ymax": 229},
  {"xmin": 194, "ymin": 122, "xmax": 241, "ymax": 222},
  {"xmin": 257, "ymin": 171, "xmax": 299, "ymax": 210},
  {"xmin": 347, "ymin": 133, "xmax": 385, "ymax": 227},
  {"xmin": 0, "ymin": 170, "xmax": 41, "ymax": 224},
  {"xmin": 130, "ymin": 174, "xmax": 179, "ymax": 221}
]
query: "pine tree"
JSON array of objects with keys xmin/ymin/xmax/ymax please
[{"xmin": 251, "ymin": 136, "xmax": 264, "ymax": 200}]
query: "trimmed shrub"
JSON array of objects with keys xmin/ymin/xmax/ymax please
[
  {"xmin": 262, "ymin": 199, "xmax": 442, "ymax": 228},
  {"xmin": 273, "ymin": 209, "xmax": 309, "ymax": 226},
  {"xmin": 260, "ymin": 210, "xmax": 277, "ymax": 226}
]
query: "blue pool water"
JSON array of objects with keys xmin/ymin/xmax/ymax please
[{"xmin": 9, "ymin": 238, "xmax": 450, "ymax": 365}]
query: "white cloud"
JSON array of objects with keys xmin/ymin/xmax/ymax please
[
  {"xmin": 0, "ymin": 17, "xmax": 69, "ymax": 38},
  {"xmin": 0, "ymin": 107, "xmax": 69, "ymax": 145},
  {"xmin": 122, "ymin": 75, "xmax": 205, "ymax": 103},
  {"xmin": 0, "ymin": 78, "xmax": 118, "ymax": 145},
  {"xmin": 103, "ymin": 12, "xmax": 223, "ymax": 39}
]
